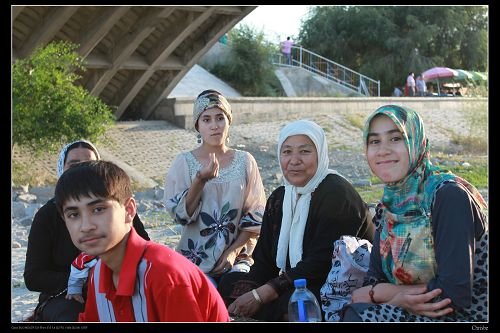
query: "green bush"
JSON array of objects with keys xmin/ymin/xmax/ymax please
[
  {"xmin": 210, "ymin": 25, "xmax": 284, "ymax": 97},
  {"xmin": 12, "ymin": 40, "xmax": 115, "ymax": 154}
]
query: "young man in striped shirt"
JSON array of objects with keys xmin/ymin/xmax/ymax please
[{"xmin": 55, "ymin": 160, "xmax": 230, "ymax": 322}]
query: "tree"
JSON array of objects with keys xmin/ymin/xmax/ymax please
[
  {"xmin": 12, "ymin": 40, "xmax": 115, "ymax": 153},
  {"xmin": 210, "ymin": 25, "xmax": 284, "ymax": 97},
  {"xmin": 298, "ymin": 6, "xmax": 487, "ymax": 95}
]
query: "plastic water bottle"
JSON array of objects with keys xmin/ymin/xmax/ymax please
[{"xmin": 288, "ymin": 278, "xmax": 322, "ymax": 322}]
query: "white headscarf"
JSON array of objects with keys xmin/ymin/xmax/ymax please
[
  {"xmin": 56, "ymin": 140, "xmax": 100, "ymax": 177},
  {"xmin": 275, "ymin": 120, "xmax": 344, "ymax": 270}
]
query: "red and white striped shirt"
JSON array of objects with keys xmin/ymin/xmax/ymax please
[{"xmin": 79, "ymin": 228, "xmax": 229, "ymax": 322}]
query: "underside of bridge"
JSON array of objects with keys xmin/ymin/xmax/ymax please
[{"xmin": 12, "ymin": 6, "xmax": 255, "ymax": 120}]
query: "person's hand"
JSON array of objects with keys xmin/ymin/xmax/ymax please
[
  {"xmin": 198, "ymin": 153, "xmax": 219, "ymax": 181},
  {"xmin": 389, "ymin": 286, "xmax": 453, "ymax": 318},
  {"xmin": 65, "ymin": 293, "xmax": 85, "ymax": 304},
  {"xmin": 228, "ymin": 291, "xmax": 261, "ymax": 318},
  {"xmin": 210, "ymin": 248, "xmax": 237, "ymax": 276}
]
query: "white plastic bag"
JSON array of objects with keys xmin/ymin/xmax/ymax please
[{"xmin": 320, "ymin": 235, "xmax": 372, "ymax": 321}]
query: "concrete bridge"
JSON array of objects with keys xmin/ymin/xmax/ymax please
[{"xmin": 12, "ymin": 5, "xmax": 256, "ymax": 120}]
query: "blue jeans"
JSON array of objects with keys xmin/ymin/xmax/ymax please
[
  {"xmin": 206, "ymin": 261, "xmax": 252, "ymax": 288},
  {"xmin": 283, "ymin": 52, "xmax": 291, "ymax": 65}
]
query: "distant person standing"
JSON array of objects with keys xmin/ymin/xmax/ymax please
[
  {"xmin": 416, "ymin": 75, "xmax": 427, "ymax": 96},
  {"xmin": 281, "ymin": 36, "xmax": 294, "ymax": 65},
  {"xmin": 406, "ymin": 72, "xmax": 416, "ymax": 96}
]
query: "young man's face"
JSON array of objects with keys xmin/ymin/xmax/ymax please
[{"xmin": 62, "ymin": 194, "xmax": 136, "ymax": 258}]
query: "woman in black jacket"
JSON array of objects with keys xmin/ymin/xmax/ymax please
[
  {"xmin": 217, "ymin": 120, "xmax": 374, "ymax": 321},
  {"xmin": 24, "ymin": 140, "xmax": 150, "ymax": 321}
]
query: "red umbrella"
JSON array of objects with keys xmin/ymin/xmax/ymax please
[
  {"xmin": 422, "ymin": 67, "xmax": 458, "ymax": 80},
  {"xmin": 422, "ymin": 67, "xmax": 458, "ymax": 95}
]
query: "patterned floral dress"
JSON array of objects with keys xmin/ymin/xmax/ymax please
[{"xmin": 163, "ymin": 150, "xmax": 266, "ymax": 273}]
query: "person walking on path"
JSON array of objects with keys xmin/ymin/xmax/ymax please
[
  {"xmin": 406, "ymin": 72, "xmax": 416, "ymax": 96},
  {"xmin": 416, "ymin": 75, "xmax": 427, "ymax": 96},
  {"xmin": 281, "ymin": 36, "xmax": 294, "ymax": 65}
]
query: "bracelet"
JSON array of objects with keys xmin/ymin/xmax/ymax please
[
  {"xmin": 369, "ymin": 282, "xmax": 380, "ymax": 304},
  {"xmin": 251, "ymin": 289, "xmax": 262, "ymax": 304}
]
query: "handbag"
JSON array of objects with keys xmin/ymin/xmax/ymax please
[
  {"xmin": 320, "ymin": 236, "xmax": 372, "ymax": 322},
  {"xmin": 23, "ymin": 288, "xmax": 68, "ymax": 322}
]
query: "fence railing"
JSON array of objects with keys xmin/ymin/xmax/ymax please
[{"xmin": 273, "ymin": 46, "xmax": 380, "ymax": 97}]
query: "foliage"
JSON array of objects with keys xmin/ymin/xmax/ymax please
[
  {"xmin": 210, "ymin": 25, "xmax": 284, "ymax": 96},
  {"xmin": 466, "ymin": 83, "xmax": 488, "ymax": 97},
  {"xmin": 12, "ymin": 40, "xmax": 115, "ymax": 153},
  {"xmin": 344, "ymin": 113, "xmax": 365, "ymax": 130},
  {"xmin": 431, "ymin": 152, "xmax": 488, "ymax": 189},
  {"xmin": 356, "ymin": 185, "xmax": 384, "ymax": 205},
  {"xmin": 298, "ymin": 6, "xmax": 488, "ymax": 95},
  {"xmin": 446, "ymin": 164, "xmax": 488, "ymax": 189}
]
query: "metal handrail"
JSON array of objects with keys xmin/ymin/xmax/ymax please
[{"xmin": 273, "ymin": 45, "xmax": 380, "ymax": 97}]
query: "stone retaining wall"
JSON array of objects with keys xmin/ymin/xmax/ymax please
[{"xmin": 152, "ymin": 97, "xmax": 487, "ymax": 130}]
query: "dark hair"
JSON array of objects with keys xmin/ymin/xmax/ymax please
[
  {"xmin": 55, "ymin": 160, "xmax": 132, "ymax": 216},
  {"xmin": 64, "ymin": 141, "xmax": 99, "ymax": 164},
  {"xmin": 197, "ymin": 89, "xmax": 222, "ymax": 98}
]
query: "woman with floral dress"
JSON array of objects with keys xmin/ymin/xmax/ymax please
[{"xmin": 163, "ymin": 90, "xmax": 266, "ymax": 287}]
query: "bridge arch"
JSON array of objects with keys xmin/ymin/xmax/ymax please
[{"xmin": 12, "ymin": 5, "xmax": 255, "ymax": 119}]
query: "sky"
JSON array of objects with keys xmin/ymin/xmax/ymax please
[{"xmin": 236, "ymin": 5, "xmax": 313, "ymax": 44}]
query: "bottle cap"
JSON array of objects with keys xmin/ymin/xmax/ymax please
[{"xmin": 294, "ymin": 278, "xmax": 306, "ymax": 288}]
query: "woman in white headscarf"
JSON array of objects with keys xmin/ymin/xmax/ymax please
[
  {"xmin": 218, "ymin": 119, "xmax": 374, "ymax": 321},
  {"xmin": 24, "ymin": 140, "xmax": 149, "ymax": 322}
]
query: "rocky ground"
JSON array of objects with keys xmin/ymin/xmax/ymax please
[{"xmin": 11, "ymin": 107, "xmax": 488, "ymax": 322}]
